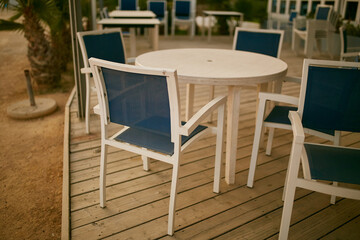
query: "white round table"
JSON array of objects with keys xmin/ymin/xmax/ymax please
[{"xmin": 136, "ymin": 48, "xmax": 288, "ymax": 184}]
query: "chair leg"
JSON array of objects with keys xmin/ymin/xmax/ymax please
[
  {"xmin": 99, "ymin": 143, "xmax": 108, "ymax": 208},
  {"xmin": 142, "ymin": 155, "xmax": 150, "ymax": 171},
  {"xmin": 265, "ymin": 127, "xmax": 275, "ymax": 156},
  {"xmin": 85, "ymin": 75, "xmax": 91, "ymax": 134},
  {"xmin": 171, "ymin": 21, "xmax": 175, "ymax": 36},
  {"xmin": 330, "ymin": 131, "xmax": 341, "ymax": 204},
  {"xmin": 167, "ymin": 161, "xmax": 180, "ymax": 235},
  {"xmin": 213, "ymin": 104, "xmax": 225, "ymax": 193},
  {"xmin": 208, "ymin": 85, "xmax": 215, "ymax": 123},
  {"xmin": 279, "ymin": 178, "xmax": 297, "ymax": 240},
  {"xmin": 247, "ymin": 98, "xmax": 267, "ymax": 188}
]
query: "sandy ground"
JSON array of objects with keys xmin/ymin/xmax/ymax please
[{"xmin": 0, "ymin": 11, "xmax": 72, "ymax": 239}]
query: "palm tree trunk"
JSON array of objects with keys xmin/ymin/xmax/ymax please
[{"xmin": 23, "ymin": 6, "xmax": 60, "ymax": 90}]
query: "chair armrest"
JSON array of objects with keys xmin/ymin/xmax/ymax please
[
  {"xmin": 288, "ymin": 111, "xmax": 305, "ymax": 144},
  {"xmin": 180, "ymin": 95, "xmax": 227, "ymax": 136},
  {"xmin": 284, "ymin": 76, "xmax": 301, "ymax": 84},
  {"xmin": 126, "ymin": 57, "xmax": 136, "ymax": 64},
  {"xmin": 259, "ymin": 92, "xmax": 299, "ymax": 106},
  {"xmin": 81, "ymin": 67, "xmax": 92, "ymax": 74}
]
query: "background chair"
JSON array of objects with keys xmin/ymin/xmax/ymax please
[
  {"xmin": 89, "ymin": 58, "xmax": 226, "ymax": 235},
  {"xmin": 117, "ymin": 0, "xmax": 139, "ymax": 10},
  {"xmin": 292, "ymin": 5, "xmax": 334, "ymax": 58},
  {"xmin": 340, "ymin": 26, "xmax": 360, "ymax": 62},
  {"xmin": 171, "ymin": 0, "xmax": 196, "ymax": 38},
  {"xmin": 77, "ymin": 28, "xmax": 132, "ymax": 134},
  {"xmin": 148, "ymin": 0, "xmax": 168, "ymax": 36},
  {"xmin": 279, "ymin": 59, "xmax": 360, "ymax": 239}
]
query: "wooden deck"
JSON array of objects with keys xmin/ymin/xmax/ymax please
[{"xmin": 63, "ymin": 36, "xmax": 360, "ymax": 239}]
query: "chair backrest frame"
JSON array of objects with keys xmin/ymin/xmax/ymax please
[
  {"xmin": 297, "ymin": 59, "xmax": 360, "ymax": 132},
  {"xmin": 232, "ymin": 27, "xmax": 284, "ymax": 58},
  {"xmin": 77, "ymin": 28, "xmax": 127, "ymax": 70},
  {"xmin": 89, "ymin": 58, "xmax": 181, "ymax": 142}
]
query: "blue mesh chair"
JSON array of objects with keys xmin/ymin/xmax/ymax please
[
  {"xmin": 171, "ymin": 0, "xmax": 196, "ymax": 38},
  {"xmin": 340, "ymin": 26, "xmax": 360, "ymax": 62},
  {"xmin": 77, "ymin": 29, "xmax": 130, "ymax": 134},
  {"xmin": 117, "ymin": 0, "xmax": 139, "ymax": 10},
  {"xmin": 292, "ymin": 5, "xmax": 333, "ymax": 58},
  {"xmin": 89, "ymin": 58, "xmax": 226, "ymax": 235},
  {"xmin": 148, "ymin": 0, "xmax": 168, "ymax": 36},
  {"xmin": 279, "ymin": 59, "xmax": 360, "ymax": 239}
]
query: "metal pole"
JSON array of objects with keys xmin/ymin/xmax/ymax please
[{"xmin": 24, "ymin": 70, "xmax": 36, "ymax": 106}]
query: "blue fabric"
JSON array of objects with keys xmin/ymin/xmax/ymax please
[
  {"xmin": 120, "ymin": 0, "xmax": 137, "ymax": 10},
  {"xmin": 289, "ymin": 11, "xmax": 297, "ymax": 22},
  {"xmin": 149, "ymin": 1, "xmax": 165, "ymax": 18},
  {"xmin": 83, "ymin": 32, "xmax": 125, "ymax": 64},
  {"xmin": 265, "ymin": 105, "xmax": 335, "ymax": 135},
  {"xmin": 316, "ymin": 6, "xmax": 330, "ymax": 20},
  {"xmin": 234, "ymin": 30, "xmax": 281, "ymax": 58},
  {"xmin": 265, "ymin": 106, "xmax": 297, "ymax": 125},
  {"xmin": 343, "ymin": 28, "xmax": 348, "ymax": 53},
  {"xmin": 175, "ymin": 1, "xmax": 191, "ymax": 18},
  {"xmin": 115, "ymin": 122, "xmax": 207, "ymax": 155},
  {"xmin": 302, "ymin": 66, "xmax": 360, "ymax": 133},
  {"xmin": 304, "ymin": 143, "xmax": 360, "ymax": 185},
  {"xmin": 101, "ymin": 67, "xmax": 172, "ymax": 136}
]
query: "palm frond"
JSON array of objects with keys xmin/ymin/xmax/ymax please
[
  {"xmin": 0, "ymin": 19, "xmax": 24, "ymax": 31},
  {"xmin": 9, "ymin": 11, "xmax": 23, "ymax": 21}
]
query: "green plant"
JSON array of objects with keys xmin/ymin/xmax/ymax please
[
  {"xmin": 0, "ymin": 0, "xmax": 71, "ymax": 91},
  {"xmin": 233, "ymin": 0, "xmax": 267, "ymax": 23},
  {"xmin": 343, "ymin": 21, "xmax": 360, "ymax": 37}
]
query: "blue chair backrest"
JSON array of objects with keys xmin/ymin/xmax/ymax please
[
  {"xmin": 302, "ymin": 65, "xmax": 360, "ymax": 132},
  {"xmin": 234, "ymin": 30, "xmax": 282, "ymax": 58},
  {"xmin": 83, "ymin": 32, "xmax": 126, "ymax": 64},
  {"xmin": 149, "ymin": 1, "xmax": 165, "ymax": 18},
  {"xmin": 316, "ymin": 6, "xmax": 331, "ymax": 20},
  {"xmin": 289, "ymin": 11, "xmax": 297, "ymax": 22},
  {"xmin": 101, "ymin": 67, "xmax": 171, "ymax": 136},
  {"xmin": 119, "ymin": 0, "xmax": 137, "ymax": 10},
  {"xmin": 175, "ymin": 0, "xmax": 191, "ymax": 18}
]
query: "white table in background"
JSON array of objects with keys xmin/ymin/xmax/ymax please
[
  {"xmin": 109, "ymin": 10, "xmax": 156, "ymax": 18},
  {"xmin": 202, "ymin": 10, "xmax": 244, "ymax": 42},
  {"xmin": 98, "ymin": 18, "xmax": 160, "ymax": 57},
  {"xmin": 136, "ymin": 48, "xmax": 288, "ymax": 185}
]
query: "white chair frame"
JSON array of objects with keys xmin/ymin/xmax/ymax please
[
  {"xmin": 77, "ymin": 28, "xmax": 131, "ymax": 134},
  {"xmin": 278, "ymin": 59, "xmax": 360, "ymax": 239},
  {"xmin": 89, "ymin": 58, "xmax": 226, "ymax": 235},
  {"xmin": 292, "ymin": 5, "xmax": 334, "ymax": 58},
  {"xmin": 171, "ymin": 0, "xmax": 196, "ymax": 38},
  {"xmin": 147, "ymin": 0, "xmax": 168, "ymax": 36},
  {"xmin": 339, "ymin": 26, "xmax": 360, "ymax": 61}
]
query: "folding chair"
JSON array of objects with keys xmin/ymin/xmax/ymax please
[
  {"xmin": 279, "ymin": 59, "xmax": 360, "ymax": 239},
  {"xmin": 89, "ymin": 58, "xmax": 226, "ymax": 235},
  {"xmin": 340, "ymin": 26, "xmax": 360, "ymax": 62},
  {"xmin": 148, "ymin": 0, "xmax": 168, "ymax": 36},
  {"xmin": 292, "ymin": 5, "xmax": 333, "ymax": 58},
  {"xmin": 171, "ymin": 0, "xmax": 196, "ymax": 38},
  {"xmin": 77, "ymin": 29, "xmax": 132, "ymax": 134},
  {"xmin": 117, "ymin": 0, "xmax": 139, "ymax": 10}
]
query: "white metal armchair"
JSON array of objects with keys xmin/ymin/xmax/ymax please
[
  {"xmin": 77, "ymin": 29, "xmax": 132, "ymax": 134},
  {"xmin": 89, "ymin": 58, "xmax": 226, "ymax": 235},
  {"xmin": 148, "ymin": 0, "xmax": 168, "ymax": 36},
  {"xmin": 171, "ymin": 0, "xmax": 196, "ymax": 38},
  {"xmin": 279, "ymin": 59, "xmax": 360, "ymax": 239},
  {"xmin": 292, "ymin": 5, "xmax": 334, "ymax": 58},
  {"xmin": 340, "ymin": 26, "xmax": 360, "ymax": 61}
]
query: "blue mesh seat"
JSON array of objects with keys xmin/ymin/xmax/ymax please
[
  {"xmin": 89, "ymin": 58, "xmax": 226, "ymax": 236},
  {"xmin": 77, "ymin": 29, "xmax": 128, "ymax": 134},
  {"xmin": 148, "ymin": 0, "xmax": 168, "ymax": 36},
  {"xmin": 279, "ymin": 59, "xmax": 360, "ymax": 239},
  {"xmin": 171, "ymin": 0, "xmax": 196, "ymax": 38},
  {"xmin": 118, "ymin": 0, "xmax": 138, "ymax": 10},
  {"xmin": 340, "ymin": 26, "xmax": 360, "ymax": 62}
]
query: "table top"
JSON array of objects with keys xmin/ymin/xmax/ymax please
[
  {"xmin": 109, "ymin": 10, "xmax": 156, "ymax": 18},
  {"xmin": 135, "ymin": 48, "xmax": 288, "ymax": 86},
  {"xmin": 98, "ymin": 18, "xmax": 160, "ymax": 26},
  {"xmin": 203, "ymin": 10, "xmax": 244, "ymax": 17}
]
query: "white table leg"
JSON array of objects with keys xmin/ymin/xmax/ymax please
[
  {"xmin": 185, "ymin": 84, "xmax": 195, "ymax": 121},
  {"xmin": 207, "ymin": 15, "xmax": 212, "ymax": 42},
  {"xmin": 152, "ymin": 25, "xmax": 159, "ymax": 51},
  {"xmin": 201, "ymin": 13, "xmax": 205, "ymax": 39},
  {"xmin": 130, "ymin": 28, "xmax": 136, "ymax": 57},
  {"xmin": 225, "ymin": 86, "xmax": 241, "ymax": 185}
]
